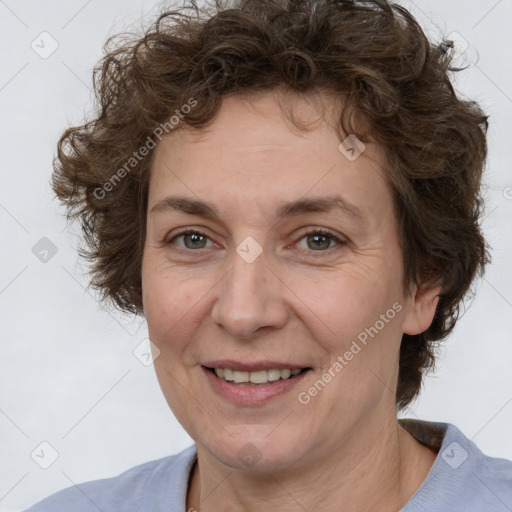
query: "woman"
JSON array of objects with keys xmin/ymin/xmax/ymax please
[{"xmin": 26, "ymin": 0, "xmax": 512, "ymax": 510}]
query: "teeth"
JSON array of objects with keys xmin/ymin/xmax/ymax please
[
  {"xmin": 213, "ymin": 367, "xmax": 303, "ymax": 384},
  {"xmin": 267, "ymin": 369, "xmax": 282, "ymax": 381},
  {"xmin": 249, "ymin": 370, "xmax": 268, "ymax": 384},
  {"xmin": 234, "ymin": 371, "xmax": 249, "ymax": 383}
]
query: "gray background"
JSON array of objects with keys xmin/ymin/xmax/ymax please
[{"xmin": 0, "ymin": 0, "xmax": 511, "ymax": 510}]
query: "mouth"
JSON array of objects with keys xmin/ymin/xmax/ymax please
[
  {"xmin": 203, "ymin": 366, "xmax": 312, "ymax": 386},
  {"xmin": 201, "ymin": 363, "xmax": 313, "ymax": 405}
]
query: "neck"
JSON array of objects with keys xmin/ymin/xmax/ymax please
[{"xmin": 187, "ymin": 414, "xmax": 437, "ymax": 512}]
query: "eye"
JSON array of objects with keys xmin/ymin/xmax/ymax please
[
  {"xmin": 296, "ymin": 228, "xmax": 345, "ymax": 254},
  {"xmin": 167, "ymin": 229, "xmax": 215, "ymax": 251},
  {"xmin": 166, "ymin": 228, "xmax": 346, "ymax": 255}
]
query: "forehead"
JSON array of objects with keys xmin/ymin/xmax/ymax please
[{"xmin": 148, "ymin": 91, "xmax": 392, "ymax": 227}]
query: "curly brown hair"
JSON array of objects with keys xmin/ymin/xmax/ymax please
[{"xmin": 51, "ymin": 0, "xmax": 490, "ymax": 410}]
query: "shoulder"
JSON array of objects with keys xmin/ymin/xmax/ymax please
[
  {"xmin": 402, "ymin": 419, "xmax": 512, "ymax": 511},
  {"xmin": 24, "ymin": 445, "xmax": 197, "ymax": 512},
  {"xmin": 443, "ymin": 422, "xmax": 512, "ymax": 504},
  {"xmin": 468, "ymin": 444, "xmax": 512, "ymax": 507}
]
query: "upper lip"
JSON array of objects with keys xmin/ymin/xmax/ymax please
[{"xmin": 202, "ymin": 360, "xmax": 310, "ymax": 372}]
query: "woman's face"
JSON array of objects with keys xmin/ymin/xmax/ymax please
[{"xmin": 141, "ymin": 91, "xmax": 434, "ymax": 472}]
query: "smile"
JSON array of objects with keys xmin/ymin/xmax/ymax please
[
  {"xmin": 212, "ymin": 367, "xmax": 306, "ymax": 384},
  {"xmin": 202, "ymin": 365, "xmax": 312, "ymax": 405}
]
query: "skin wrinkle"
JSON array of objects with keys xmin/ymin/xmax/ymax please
[{"xmin": 141, "ymin": 91, "xmax": 439, "ymax": 512}]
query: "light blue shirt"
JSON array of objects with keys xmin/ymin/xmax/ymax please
[{"xmin": 24, "ymin": 419, "xmax": 512, "ymax": 511}]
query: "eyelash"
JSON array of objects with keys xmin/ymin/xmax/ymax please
[{"xmin": 167, "ymin": 228, "xmax": 346, "ymax": 257}]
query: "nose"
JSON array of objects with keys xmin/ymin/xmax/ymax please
[{"xmin": 211, "ymin": 246, "xmax": 289, "ymax": 340}]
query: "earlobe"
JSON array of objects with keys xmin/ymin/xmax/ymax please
[{"xmin": 402, "ymin": 285, "xmax": 441, "ymax": 335}]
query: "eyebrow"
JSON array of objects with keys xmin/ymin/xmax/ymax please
[{"xmin": 149, "ymin": 195, "xmax": 366, "ymax": 223}]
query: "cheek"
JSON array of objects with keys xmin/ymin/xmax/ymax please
[
  {"xmin": 141, "ymin": 257, "xmax": 227, "ymax": 371},
  {"xmin": 287, "ymin": 263, "xmax": 404, "ymax": 383},
  {"xmin": 292, "ymin": 267, "xmax": 395, "ymax": 334},
  {"xmin": 142, "ymin": 259, "xmax": 198, "ymax": 348}
]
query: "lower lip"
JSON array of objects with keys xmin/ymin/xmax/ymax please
[{"xmin": 202, "ymin": 366, "xmax": 311, "ymax": 406}]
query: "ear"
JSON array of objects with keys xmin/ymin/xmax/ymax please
[{"xmin": 402, "ymin": 283, "xmax": 442, "ymax": 335}]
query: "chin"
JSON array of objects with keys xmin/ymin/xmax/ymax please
[{"xmin": 199, "ymin": 428, "xmax": 309, "ymax": 472}]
